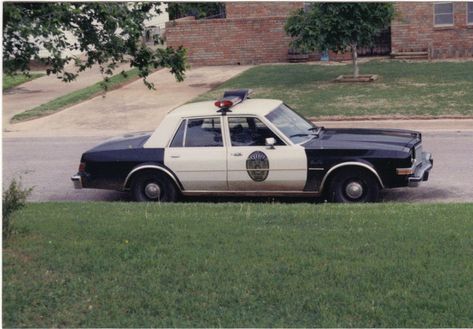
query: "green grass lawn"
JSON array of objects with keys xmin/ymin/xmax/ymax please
[
  {"xmin": 3, "ymin": 73, "xmax": 45, "ymax": 90},
  {"xmin": 11, "ymin": 68, "xmax": 142, "ymax": 123},
  {"xmin": 195, "ymin": 60, "xmax": 473, "ymax": 118},
  {"xmin": 3, "ymin": 202, "xmax": 473, "ymax": 327}
]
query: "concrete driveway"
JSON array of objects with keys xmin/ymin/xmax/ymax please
[
  {"xmin": 2, "ymin": 62, "xmax": 131, "ymax": 128},
  {"xmin": 4, "ymin": 65, "xmax": 251, "ymax": 137}
]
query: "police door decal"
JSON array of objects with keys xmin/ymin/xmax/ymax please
[{"xmin": 246, "ymin": 151, "xmax": 269, "ymax": 182}]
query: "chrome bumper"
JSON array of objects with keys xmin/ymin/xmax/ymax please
[
  {"xmin": 408, "ymin": 152, "xmax": 433, "ymax": 187},
  {"xmin": 71, "ymin": 174, "xmax": 83, "ymax": 189}
]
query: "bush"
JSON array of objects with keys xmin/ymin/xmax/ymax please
[{"xmin": 3, "ymin": 178, "xmax": 32, "ymax": 242}]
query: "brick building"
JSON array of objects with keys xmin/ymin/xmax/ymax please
[
  {"xmin": 165, "ymin": 2, "xmax": 303, "ymax": 66},
  {"xmin": 165, "ymin": 2, "xmax": 473, "ymax": 66},
  {"xmin": 392, "ymin": 2, "xmax": 473, "ymax": 58}
]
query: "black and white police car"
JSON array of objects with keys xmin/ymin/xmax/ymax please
[{"xmin": 72, "ymin": 89, "xmax": 433, "ymax": 203}]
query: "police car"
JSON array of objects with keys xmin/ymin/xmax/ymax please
[{"xmin": 72, "ymin": 89, "xmax": 433, "ymax": 203}]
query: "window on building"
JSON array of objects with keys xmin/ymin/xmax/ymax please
[
  {"xmin": 434, "ymin": 2, "xmax": 454, "ymax": 26},
  {"xmin": 468, "ymin": 2, "xmax": 473, "ymax": 24}
]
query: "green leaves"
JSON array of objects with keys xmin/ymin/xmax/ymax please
[
  {"xmin": 3, "ymin": 3, "xmax": 187, "ymax": 88},
  {"xmin": 285, "ymin": 3, "xmax": 394, "ymax": 53},
  {"xmin": 167, "ymin": 3, "xmax": 225, "ymax": 20}
]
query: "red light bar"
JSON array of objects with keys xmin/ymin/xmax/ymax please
[{"xmin": 214, "ymin": 100, "xmax": 233, "ymax": 108}]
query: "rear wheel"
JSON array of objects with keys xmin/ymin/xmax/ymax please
[
  {"xmin": 328, "ymin": 168, "xmax": 380, "ymax": 203},
  {"xmin": 131, "ymin": 171, "xmax": 178, "ymax": 202}
]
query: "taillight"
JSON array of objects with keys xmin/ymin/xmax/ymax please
[{"xmin": 78, "ymin": 162, "xmax": 86, "ymax": 173}]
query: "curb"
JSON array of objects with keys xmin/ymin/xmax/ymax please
[{"xmin": 309, "ymin": 115, "xmax": 473, "ymax": 122}]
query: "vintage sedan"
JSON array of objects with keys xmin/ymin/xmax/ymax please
[{"xmin": 72, "ymin": 89, "xmax": 433, "ymax": 203}]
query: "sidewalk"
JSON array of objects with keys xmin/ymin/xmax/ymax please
[{"xmin": 4, "ymin": 65, "xmax": 251, "ymax": 137}]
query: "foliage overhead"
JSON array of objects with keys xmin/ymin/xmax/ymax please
[
  {"xmin": 167, "ymin": 2, "xmax": 225, "ymax": 20},
  {"xmin": 3, "ymin": 2, "xmax": 187, "ymax": 89},
  {"xmin": 285, "ymin": 3, "xmax": 395, "ymax": 53}
]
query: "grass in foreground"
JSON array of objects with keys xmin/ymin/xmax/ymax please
[
  {"xmin": 11, "ymin": 68, "xmax": 141, "ymax": 123},
  {"xmin": 3, "ymin": 73, "xmax": 45, "ymax": 90},
  {"xmin": 3, "ymin": 202, "xmax": 473, "ymax": 327},
  {"xmin": 195, "ymin": 60, "xmax": 473, "ymax": 118}
]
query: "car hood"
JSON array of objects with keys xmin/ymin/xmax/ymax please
[
  {"xmin": 304, "ymin": 128, "xmax": 421, "ymax": 151},
  {"xmin": 87, "ymin": 131, "xmax": 152, "ymax": 153}
]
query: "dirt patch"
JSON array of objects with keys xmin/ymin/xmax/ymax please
[
  {"xmin": 4, "ymin": 248, "xmax": 32, "ymax": 263},
  {"xmin": 397, "ymin": 79, "xmax": 428, "ymax": 87},
  {"xmin": 334, "ymin": 74, "xmax": 378, "ymax": 82},
  {"xmin": 189, "ymin": 82, "xmax": 224, "ymax": 89}
]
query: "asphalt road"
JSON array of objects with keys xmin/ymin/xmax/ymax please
[{"xmin": 3, "ymin": 131, "xmax": 473, "ymax": 203}]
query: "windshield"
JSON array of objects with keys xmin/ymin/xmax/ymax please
[{"xmin": 265, "ymin": 104, "xmax": 317, "ymax": 144}]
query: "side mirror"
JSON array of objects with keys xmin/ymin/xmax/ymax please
[{"xmin": 265, "ymin": 137, "xmax": 276, "ymax": 149}]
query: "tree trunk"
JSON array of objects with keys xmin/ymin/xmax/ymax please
[{"xmin": 351, "ymin": 43, "xmax": 359, "ymax": 78}]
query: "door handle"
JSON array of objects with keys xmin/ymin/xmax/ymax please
[
  {"xmin": 231, "ymin": 152, "xmax": 242, "ymax": 157},
  {"xmin": 170, "ymin": 155, "xmax": 180, "ymax": 159}
]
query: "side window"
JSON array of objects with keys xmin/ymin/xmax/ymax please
[
  {"xmin": 468, "ymin": 2, "xmax": 473, "ymax": 24},
  {"xmin": 185, "ymin": 118, "xmax": 223, "ymax": 147},
  {"xmin": 434, "ymin": 2, "xmax": 453, "ymax": 26},
  {"xmin": 228, "ymin": 117, "xmax": 285, "ymax": 146},
  {"xmin": 170, "ymin": 120, "xmax": 186, "ymax": 147}
]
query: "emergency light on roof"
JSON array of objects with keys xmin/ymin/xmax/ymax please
[
  {"xmin": 214, "ymin": 99, "xmax": 235, "ymax": 109},
  {"xmin": 214, "ymin": 89, "xmax": 253, "ymax": 115}
]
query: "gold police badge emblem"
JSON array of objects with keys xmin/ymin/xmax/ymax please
[{"xmin": 246, "ymin": 151, "xmax": 269, "ymax": 182}]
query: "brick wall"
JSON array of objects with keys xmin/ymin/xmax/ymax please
[
  {"xmin": 392, "ymin": 2, "xmax": 473, "ymax": 58},
  {"xmin": 226, "ymin": 2, "xmax": 302, "ymax": 18},
  {"xmin": 165, "ymin": 16, "xmax": 294, "ymax": 66}
]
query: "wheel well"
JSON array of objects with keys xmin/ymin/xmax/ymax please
[
  {"xmin": 320, "ymin": 164, "xmax": 383, "ymax": 195},
  {"xmin": 124, "ymin": 167, "xmax": 181, "ymax": 191}
]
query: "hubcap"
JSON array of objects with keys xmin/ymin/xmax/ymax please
[
  {"xmin": 144, "ymin": 182, "xmax": 161, "ymax": 200},
  {"xmin": 345, "ymin": 181, "xmax": 363, "ymax": 199}
]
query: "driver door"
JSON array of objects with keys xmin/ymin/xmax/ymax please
[{"xmin": 225, "ymin": 116, "xmax": 307, "ymax": 191}]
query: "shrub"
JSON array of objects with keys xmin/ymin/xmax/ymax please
[{"xmin": 3, "ymin": 178, "xmax": 32, "ymax": 242}]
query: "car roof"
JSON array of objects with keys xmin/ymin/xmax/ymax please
[{"xmin": 167, "ymin": 99, "xmax": 283, "ymax": 118}]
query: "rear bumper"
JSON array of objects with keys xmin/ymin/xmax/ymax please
[
  {"xmin": 408, "ymin": 152, "xmax": 433, "ymax": 187},
  {"xmin": 71, "ymin": 174, "xmax": 83, "ymax": 189}
]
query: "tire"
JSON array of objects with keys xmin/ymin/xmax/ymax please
[
  {"xmin": 131, "ymin": 171, "xmax": 178, "ymax": 202},
  {"xmin": 327, "ymin": 167, "xmax": 380, "ymax": 203}
]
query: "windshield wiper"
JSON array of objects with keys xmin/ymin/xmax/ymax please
[
  {"xmin": 289, "ymin": 133, "xmax": 313, "ymax": 138},
  {"xmin": 289, "ymin": 127, "xmax": 324, "ymax": 139},
  {"xmin": 309, "ymin": 126, "xmax": 324, "ymax": 136}
]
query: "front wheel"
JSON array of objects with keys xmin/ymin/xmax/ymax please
[
  {"xmin": 131, "ymin": 171, "xmax": 178, "ymax": 202},
  {"xmin": 328, "ymin": 168, "xmax": 380, "ymax": 203}
]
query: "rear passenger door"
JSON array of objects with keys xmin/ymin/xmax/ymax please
[{"xmin": 165, "ymin": 117, "xmax": 228, "ymax": 191}]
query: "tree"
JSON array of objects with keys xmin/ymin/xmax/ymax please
[
  {"xmin": 168, "ymin": 2, "xmax": 225, "ymax": 20},
  {"xmin": 285, "ymin": 3, "xmax": 394, "ymax": 78},
  {"xmin": 3, "ymin": 2, "xmax": 187, "ymax": 89}
]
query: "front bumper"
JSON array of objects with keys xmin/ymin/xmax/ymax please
[
  {"xmin": 71, "ymin": 174, "xmax": 83, "ymax": 189},
  {"xmin": 408, "ymin": 152, "xmax": 433, "ymax": 187}
]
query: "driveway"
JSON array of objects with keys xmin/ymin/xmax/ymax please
[
  {"xmin": 2, "ymin": 62, "xmax": 130, "ymax": 128},
  {"xmin": 4, "ymin": 65, "xmax": 251, "ymax": 137}
]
